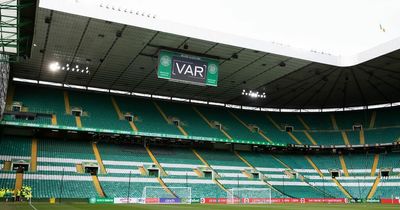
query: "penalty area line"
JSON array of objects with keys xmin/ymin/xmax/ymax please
[{"xmin": 29, "ymin": 202, "xmax": 38, "ymax": 210}]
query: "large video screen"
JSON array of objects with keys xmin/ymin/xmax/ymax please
[{"xmin": 157, "ymin": 50, "xmax": 218, "ymax": 87}]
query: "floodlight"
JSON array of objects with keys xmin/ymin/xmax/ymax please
[{"xmin": 49, "ymin": 62, "xmax": 60, "ymax": 72}]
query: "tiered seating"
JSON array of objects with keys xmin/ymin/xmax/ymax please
[
  {"xmin": 150, "ymin": 146, "xmax": 201, "ymax": 178},
  {"xmin": 239, "ymin": 152, "xmax": 330, "ymax": 198},
  {"xmin": 309, "ymin": 131, "xmax": 343, "ymax": 145},
  {"xmin": 375, "ymin": 107, "xmax": 400, "ymax": 127},
  {"xmin": 307, "ymin": 177, "xmax": 345, "ymax": 198},
  {"xmin": 163, "ymin": 179, "xmax": 226, "ymax": 198},
  {"xmin": 96, "ymin": 143, "xmax": 160, "ymax": 197},
  {"xmin": 300, "ymin": 113, "xmax": 333, "ymax": 130},
  {"xmin": 98, "ymin": 175, "xmax": 160, "ymax": 198},
  {"xmin": 379, "ymin": 153, "xmax": 400, "ymax": 169},
  {"xmin": 336, "ymin": 177, "xmax": 374, "ymax": 199},
  {"xmin": 274, "ymin": 155, "xmax": 315, "ymax": 172},
  {"xmin": 23, "ymin": 172, "xmax": 98, "ymax": 198},
  {"xmin": 150, "ymin": 147, "xmax": 229, "ymax": 198},
  {"xmin": 335, "ymin": 111, "xmax": 370, "ymax": 130},
  {"xmin": 291, "ymin": 132, "xmax": 312, "ymax": 145},
  {"xmin": 152, "ymin": 146, "xmax": 201, "ymax": 166},
  {"xmin": 116, "ymin": 96, "xmax": 181, "ymax": 135},
  {"xmin": 97, "ymin": 142, "xmax": 152, "ymax": 176},
  {"xmin": 12, "ymin": 85, "xmax": 75, "ymax": 126},
  {"xmin": 0, "ymin": 171, "xmax": 16, "ymax": 189},
  {"xmin": 269, "ymin": 113, "xmax": 306, "ymax": 130},
  {"xmin": 6, "ymin": 84, "xmax": 400, "ymax": 146},
  {"xmin": 69, "ymin": 92, "xmax": 131, "ymax": 131},
  {"xmin": 0, "ymin": 136, "xmax": 100, "ymax": 199},
  {"xmin": 0, "ymin": 136, "xmax": 31, "ymax": 159},
  {"xmin": 364, "ymin": 128, "xmax": 400, "ymax": 144},
  {"xmin": 310, "ymin": 155, "xmax": 342, "ymax": 176},
  {"xmin": 4, "ymin": 115, "xmax": 52, "ymax": 126},
  {"xmin": 271, "ymin": 155, "xmax": 340, "ymax": 198},
  {"xmin": 346, "ymin": 131, "xmax": 360, "ymax": 145},
  {"xmin": 1, "ymin": 134, "xmax": 400, "ymax": 200},
  {"xmin": 23, "ymin": 138, "xmax": 98, "ymax": 198},
  {"xmin": 38, "ymin": 138, "xmax": 95, "ymax": 160},
  {"xmin": 36, "ymin": 138, "xmax": 96, "ymax": 174},
  {"xmin": 158, "ymin": 101, "xmax": 226, "ymax": 139},
  {"xmin": 196, "ymin": 106, "xmax": 265, "ymax": 143},
  {"xmin": 343, "ymin": 153, "xmax": 374, "ymax": 175},
  {"xmin": 233, "ymin": 110, "xmax": 293, "ymax": 144},
  {"xmin": 98, "ymin": 143, "xmax": 151, "ymax": 163},
  {"xmin": 374, "ymin": 177, "xmax": 400, "ymax": 199},
  {"xmin": 196, "ymin": 149, "xmax": 248, "ymax": 170}
]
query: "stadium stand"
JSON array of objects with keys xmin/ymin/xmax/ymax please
[
  {"xmin": 300, "ymin": 113, "xmax": 333, "ymax": 130},
  {"xmin": 4, "ymin": 84, "xmax": 400, "ymax": 146},
  {"xmin": 3, "ymin": 1, "xmax": 400, "ymax": 207},
  {"xmin": 0, "ymin": 135, "xmax": 400, "ymax": 200},
  {"xmin": 2, "ymin": 85, "xmax": 400, "ymax": 201},
  {"xmin": 157, "ymin": 101, "xmax": 227, "ymax": 139},
  {"xmin": 68, "ymin": 91, "xmax": 132, "ymax": 131},
  {"xmin": 115, "ymin": 96, "xmax": 182, "ymax": 135},
  {"xmin": 12, "ymin": 85, "xmax": 75, "ymax": 127}
]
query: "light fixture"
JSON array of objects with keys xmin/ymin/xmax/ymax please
[
  {"xmin": 50, "ymin": 62, "xmax": 90, "ymax": 74},
  {"xmin": 242, "ymin": 89, "xmax": 266, "ymax": 99},
  {"xmin": 49, "ymin": 62, "xmax": 60, "ymax": 72}
]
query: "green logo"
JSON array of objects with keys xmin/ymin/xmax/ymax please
[
  {"xmin": 208, "ymin": 64, "xmax": 218, "ymax": 74},
  {"xmin": 160, "ymin": 55, "xmax": 171, "ymax": 67}
]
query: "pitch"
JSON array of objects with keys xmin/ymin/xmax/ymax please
[{"xmin": 1, "ymin": 203, "xmax": 398, "ymax": 210}]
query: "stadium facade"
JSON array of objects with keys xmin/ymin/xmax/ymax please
[{"xmin": 1, "ymin": 0, "xmax": 400, "ymax": 205}]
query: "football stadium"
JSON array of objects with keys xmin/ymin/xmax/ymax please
[{"xmin": 1, "ymin": 0, "xmax": 400, "ymax": 210}]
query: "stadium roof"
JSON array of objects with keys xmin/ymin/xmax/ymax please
[{"xmin": 10, "ymin": 0, "xmax": 400, "ymax": 109}]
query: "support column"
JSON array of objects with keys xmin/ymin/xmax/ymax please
[
  {"xmin": 92, "ymin": 143, "xmax": 106, "ymax": 174},
  {"xmin": 304, "ymin": 131, "xmax": 318, "ymax": 145},
  {"xmin": 157, "ymin": 177, "xmax": 177, "ymax": 197},
  {"xmin": 369, "ymin": 111, "xmax": 377, "ymax": 128},
  {"xmin": 330, "ymin": 114, "xmax": 339, "ymax": 130},
  {"xmin": 30, "ymin": 138, "xmax": 37, "ymax": 172},
  {"xmin": 367, "ymin": 177, "xmax": 381, "ymax": 199},
  {"xmin": 341, "ymin": 131, "xmax": 350, "ymax": 145},
  {"xmin": 297, "ymin": 115, "xmax": 310, "ymax": 130},
  {"xmin": 332, "ymin": 178, "xmax": 352, "ymax": 199},
  {"xmin": 370, "ymin": 154, "xmax": 379, "ymax": 177},
  {"xmin": 360, "ymin": 130, "xmax": 365, "ymax": 144},
  {"xmin": 91, "ymin": 175, "xmax": 105, "ymax": 197},
  {"xmin": 145, "ymin": 146, "xmax": 167, "ymax": 176},
  {"xmin": 305, "ymin": 155, "xmax": 324, "ymax": 177},
  {"xmin": 339, "ymin": 154, "xmax": 350, "ymax": 177},
  {"xmin": 15, "ymin": 172, "xmax": 23, "ymax": 192},
  {"xmin": 287, "ymin": 132, "xmax": 302, "ymax": 144},
  {"xmin": 63, "ymin": 91, "xmax": 71, "ymax": 114},
  {"xmin": 0, "ymin": 55, "xmax": 10, "ymax": 120}
]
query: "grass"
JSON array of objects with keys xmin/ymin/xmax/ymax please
[{"xmin": 1, "ymin": 203, "xmax": 399, "ymax": 210}]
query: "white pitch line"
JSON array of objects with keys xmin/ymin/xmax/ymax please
[{"xmin": 29, "ymin": 202, "xmax": 38, "ymax": 210}]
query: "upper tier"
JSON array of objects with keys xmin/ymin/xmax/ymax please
[{"xmin": 2, "ymin": 84, "xmax": 400, "ymax": 146}]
